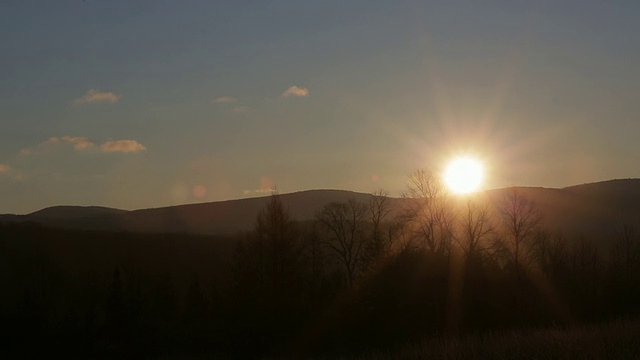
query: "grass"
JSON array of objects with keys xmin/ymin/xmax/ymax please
[{"xmin": 353, "ymin": 318, "xmax": 640, "ymax": 360}]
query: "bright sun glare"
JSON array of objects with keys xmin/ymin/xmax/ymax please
[{"xmin": 443, "ymin": 156, "xmax": 485, "ymax": 195}]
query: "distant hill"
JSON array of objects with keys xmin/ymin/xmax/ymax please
[
  {"xmin": 1, "ymin": 180, "xmax": 639, "ymax": 242},
  {"xmin": 0, "ymin": 190, "xmax": 382, "ymax": 235},
  {"xmin": 29, "ymin": 206, "xmax": 128, "ymax": 219},
  {"xmin": 485, "ymin": 179, "xmax": 640, "ymax": 245}
]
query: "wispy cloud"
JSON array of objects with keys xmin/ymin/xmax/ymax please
[
  {"xmin": 101, "ymin": 140, "xmax": 147, "ymax": 154},
  {"xmin": 19, "ymin": 136, "xmax": 95, "ymax": 156},
  {"xmin": 19, "ymin": 137, "xmax": 146, "ymax": 156},
  {"xmin": 280, "ymin": 86, "xmax": 309, "ymax": 98},
  {"xmin": 60, "ymin": 136, "xmax": 95, "ymax": 151},
  {"xmin": 0, "ymin": 164, "xmax": 24, "ymax": 181},
  {"xmin": 213, "ymin": 96, "xmax": 237, "ymax": 104},
  {"xmin": 231, "ymin": 105, "xmax": 250, "ymax": 114},
  {"xmin": 74, "ymin": 89, "xmax": 121, "ymax": 105}
]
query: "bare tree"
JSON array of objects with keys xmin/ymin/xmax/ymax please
[
  {"xmin": 531, "ymin": 228, "xmax": 569, "ymax": 278},
  {"xmin": 316, "ymin": 199, "xmax": 368, "ymax": 289},
  {"xmin": 399, "ymin": 169, "xmax": 455, "ymax": 255},
  {"xmin": 256, "ymin": 193, "xmax": 301, "ymax": 291},
  {"xmin": 496, "ymin": 187, "xmax": 542, "ymax": 278},
  {"xmin": 610, "ymin": 225, "xmax": 639, "ymax": 283},
  {"xmin": 570, "ymin": 237, "xmax": 602, "ymax": 297},
  {"xmin": 296, "ymin": 221, "xmax": 328, "ymax": 301},
  {"xmin": 365, "ymin": 189, "xmax": 394, "ymax": 262},
  {"xmin": 456, "ymin": 196, "xmax": 494, "ymax": 260},
  {"xmin": 233, "ymin": 193, "xmax": 301, "ymax": 297}
]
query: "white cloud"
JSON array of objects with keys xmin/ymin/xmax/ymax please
[
  {"xmin": 74, "ymin": 89, "xmax": 121, "ymax": 105},
  {"xmin": 100, "ymin": 140, "xmax": 147, "ymax": 154},
  {"xmin": 280, "ymin": 86, "xmax": 309, "ymax": 98},
  {"xmin": 213, "ymin": 96, "xmax": 237, "ymax": 104}
]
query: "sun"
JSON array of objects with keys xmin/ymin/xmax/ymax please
[{"xmin": 443, "ymin": 156, "xmax": 485, "ymax": 195}]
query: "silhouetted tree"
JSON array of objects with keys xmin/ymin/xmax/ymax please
[
  {"xmin": 233, "ymin": 194, "xmax": 302, "ymax": 297},
  {"xmin": 364, "ymin": 190, "xmax": 394, "ymax": 265},
  {"xmin": 255, "ymin": 193, "xmax": 301, "ymax": 294},
  {"xmin": 399, "ymin": 169, "xmax": 455, "ymax": 255},
  {"xmin": 610, "ymin": 225, "xmax": 639, "ymax": 283},
  {"xmin": 532, "ymin": 228, "xmax": 569, "ymax": 279},
  {"xmin": 316, "ymin": 199, "xmax": 368, "ymax": 289},
  {"xmin": 456, "ymin": 195, "xmax": 494, "ymax": 261},
  {"xmin": 569, "ymin": 236, "xmax": 603, "ymax": 317},
  {"xmin": 301, "ymin": 222, "xmax": 328, "ymax": 298},
  {"xmin": 606, "ymin": 225, "xmax": 640, "ymax": 316},
  {"xmin": 230, "ymin": 192, "xmax": 305, "ymax": 355},
  {"xmin": 495, "ymin": 188, "xmax": 542, "ymax": 279}
]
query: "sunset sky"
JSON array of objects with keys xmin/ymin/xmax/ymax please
[{"xmin": 1, "ymin": 0, "xmax": 639, "ymax": 214}]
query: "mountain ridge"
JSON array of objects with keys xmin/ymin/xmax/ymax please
[{"xmin": 1, "ymin": 179, "xmax": 639, "ymax": 239}]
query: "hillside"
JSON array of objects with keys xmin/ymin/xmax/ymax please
[
  {"xmin": 0, "ymin": 189, "xmax": 382, "ymax": 235},
  {"xmin": 486, "ymin": 179, "xmax": 640, "ymax": 242},
  {"xmin": 28, "ymin": 206, "xmax": 128, "ymax": 219},
  {"xmin": 1, "ymin": 180, "xmax": 639, "ymax": 240}
]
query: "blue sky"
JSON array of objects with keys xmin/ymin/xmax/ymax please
[{"xmin": 1, "ymin": 0, "xmax": 639, "ymax": 213}]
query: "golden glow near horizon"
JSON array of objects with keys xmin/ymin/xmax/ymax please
[{"xmin": 443, "ymin": 156, "xmax": 485, "ymax": 195}]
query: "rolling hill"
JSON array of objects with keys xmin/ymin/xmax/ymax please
[
  {"xmin": 0, "ymin": 189, "xmax": 382, "ymax": 235},
  {"xmin": 1, "ymin": 180, "xmax": 639, "ymax": 241}
]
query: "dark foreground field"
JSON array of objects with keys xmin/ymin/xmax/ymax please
[{"xmin": 356, "ymin": 318, "xmax": 640, "ymax": 360}]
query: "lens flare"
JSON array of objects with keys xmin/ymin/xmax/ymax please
[{"xmin": 444, "ymin": 156, "xmax": 484, "ymax": 194}]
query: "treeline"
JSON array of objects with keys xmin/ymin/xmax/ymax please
[{"xmin": 1, "ymin": 169, "xmax": 639, "ymax": 358}]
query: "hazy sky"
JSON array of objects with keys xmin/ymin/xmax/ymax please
[{"xmin": 2, "ymin": 0, "xmax": 639, "ymax": 213}]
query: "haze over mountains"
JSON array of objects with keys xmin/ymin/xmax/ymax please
[{"xmin": 2, "ymin": 179, "xmax": 639, "ymax": 242}]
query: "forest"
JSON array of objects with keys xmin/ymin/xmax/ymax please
[{"xmin": 1, "ymin": 170, "xmax": 639, "ymax": 359}]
